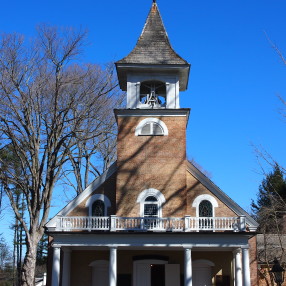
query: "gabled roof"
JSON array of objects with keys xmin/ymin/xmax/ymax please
[
  {"xmin": 187, "ymin": 161, "xmax": 259, "ymax": 230},
  {"xmin": 46, "ymin": 160, "xmax": 258, "ymax": 231},
  {"xmin": 116, "ymin": 2, "xmax": 188, "ymax": 65},
  {"xmin": 45, "ymin": 162, "xmax": 117, "ymax": 229}
]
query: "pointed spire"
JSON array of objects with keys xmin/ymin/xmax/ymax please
[{"xmin": 116, "ymin": 2, "xmax": 188, "ymax": 65}]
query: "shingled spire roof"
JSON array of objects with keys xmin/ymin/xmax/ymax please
[{"xmin": 116, "ymin": 2, "xmax": 188, "ymax": 65}]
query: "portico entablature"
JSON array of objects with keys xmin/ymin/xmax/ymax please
[{"xmin": 50, "ymin": 232, "xmax": 251, "ymax": 249}]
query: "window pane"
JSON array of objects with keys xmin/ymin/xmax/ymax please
[
  {"xmin": 145, "ymin": 196, "xmax": 157, "ymax": 202},
  {"xmin": 144, "ymin": 204, "xmax": 158, "ymax": 217},
  {"xmin": 92, "ymin": 200, "xmax": 105, "ymax": 216},
  {"xmin": 199, "ymin": 200, "xmax": 213, "ymax": 217},
  {"xmin": 153, "ymin": 123, "xmax": 163, "ymax": 135},
  {"xmin": 141, "ymin": 123, "xmax": 151, "ymax": 135}
]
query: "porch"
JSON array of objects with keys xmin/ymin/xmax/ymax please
[
  {"xmin": 56, "ymin": 215, "xmax": 246, "ymax": 232},
  {"xmin": 50, "ymin": 232, "xmax": 252, "ymax": 286}
]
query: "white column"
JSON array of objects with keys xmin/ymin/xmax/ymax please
[
  {"xmin": 52, "ymin": 247, "xmax": 61, "ymax": 286},
  {"xmin": 184, "ymin": 248, "xmax": 192, "ymax": 286},
  {"xmin": 234, "ymin": 249, "xmax": 242, "ymax": 286},
  {"xmin": 242, "ymin": 247, "xmax": 251, "ymax": 286},
  {"xmin": 62, "ymin": 248, "xmax": 71, "ymax": 286},
  {"xmin": 109, "ymin": 247, "xmax": 117, "ymax": 286}
]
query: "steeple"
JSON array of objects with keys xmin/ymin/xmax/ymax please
[
  {"xmin": 116, "ymin": 2, "xmax": 190, "ymax": 109},
  {"xmin": 117, "ymin": 2, "xmax": 188, "ymax": 66}
]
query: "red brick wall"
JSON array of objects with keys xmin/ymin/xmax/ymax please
[
  {"xmin": 116, "ymin": 115, "xmax": 187, "ymax": 217},
  {"xmin": 186, "ymin": 171, "xmax": 238, "ymax": 217},
  {"xmin": 249, "ymin": 236, "xmax": 258, "ymax": 286},
  {"xmin": 68, "ymin": 172, "xmax": 117, "ymax": 216}
]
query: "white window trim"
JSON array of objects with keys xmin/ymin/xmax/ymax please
[
  {"xmin": 85, "ymin": 194, "xmax": 111, "ymax": 216},
  {"xmin": 135, "ymin": 118, "xmax": 168, "ymax": 136},
  {"xmin": 137, "ymin": 188, "xmax": 166, "ymax": 217},
  {"xmin": 192, "ymin": 194, "xmax": 218, "ymax": 217}
]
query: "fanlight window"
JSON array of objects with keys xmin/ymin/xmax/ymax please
[
  {"xmin": 140, "ymin": 80, "xmax": 166, "ymax": 108},
  {"xmin": 199, "ymin": 200, "xmax": 213, "ymax": 217},
  {"xmin": 92, "ymin": 200, "xmax": 105, "ymax": 216},
  {"xmin": 140, "ymin": 122, "xmax": 164, "ymax": 136},
  {"xmin": 144, "ymin": 196, "xmax": 159, "ymax": 218}
]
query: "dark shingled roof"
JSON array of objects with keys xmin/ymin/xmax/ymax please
[{"xmin": 116, "ymin": 2, "xmax": 188, "ymax": 65}]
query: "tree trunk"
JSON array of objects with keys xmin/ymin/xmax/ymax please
[{"xmin": 21, "ymin": 241, "xmax": 37, "ymax": 286}]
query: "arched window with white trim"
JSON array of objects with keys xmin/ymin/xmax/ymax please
[
  {"xmin": 192, "ymin": 194, "xmax": 218, "ymax": 218},
  {"xmin": 86, "ymin": 194, "xmax": 111, "ymax": 216},
  {"xmin": 192, "ymin": 195, "xmax": 218, "ymax": 231},
  {"xmin": 137, "ymin": 188, "xmax": 165, "ymax": 218},
  {"xmin": 135, "ymin": 118, "xmax": 168, "ymax": 136}
]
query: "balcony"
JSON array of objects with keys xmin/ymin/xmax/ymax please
[{"xmin": 56, "ymin": 215, "xmax": 246, "ymax": 232}]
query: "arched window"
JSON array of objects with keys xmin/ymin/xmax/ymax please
[
  {"xmin": 192, "ymin": 195, "xmax": 218, "ymax": 231},
  {"xmin": 135, "ymin": 118, "xmax": 168, "ymax": 136},
  {"xmin": 137, "ymin": 188, "xmax": 165, "ymax": 218},
  {"xmin": 199, "ymin": 200, "xmax": 213, "ymax": 217},
  {"xmin": 92, "ymin": 200, "xmax": 105, "ymax": 216},
  {"xmin": 192, "ymin": 194, "xmax": 218, "ymax": 217},
  {"xmin": 85, "ymin": 194, "xmax": 111, "ymax": 216},
  {"xmin": 141, "ymin": 122, "xmax": 164, "ymax": 135},
  {"xmin": 144, "ymin": 196, "xmax": 159, "ymax": 218}
]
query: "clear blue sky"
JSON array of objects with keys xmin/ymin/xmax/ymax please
[{"xmin": 1, "ymin": 0, "xmax": 286, "ymax": 239}]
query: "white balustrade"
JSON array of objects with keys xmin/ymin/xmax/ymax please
[{"xmin": 56, "ymin": 216, "xmax": 246, "ymax": 232}]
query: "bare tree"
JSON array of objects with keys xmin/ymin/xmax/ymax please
[{"xmin": 0, "ymin": 25, "xmax": 122, "ymax": 286}]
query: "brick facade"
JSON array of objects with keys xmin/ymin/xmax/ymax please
[{"xmin": 116, "ymin": 114, "xmax": 187, "ymax": 217}]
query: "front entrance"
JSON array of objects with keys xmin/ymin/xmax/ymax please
[
  {"xmin": 133, "ymin": 259, "xmax": 167, "ymax": 286},
  {"xmin": 133, "ymin": 259, "xmax": 180, "ymax": 286}
]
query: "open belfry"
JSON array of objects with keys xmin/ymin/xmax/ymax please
[{"xmin": 46, "ymin": 2, "xmax": 259, "ymax": 286}]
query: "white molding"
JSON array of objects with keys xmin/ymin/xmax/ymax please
[
  {"xmin": 192, "ymin": 194, "xmax": 218, "ymax": 217},
  {"xmin": 135, "ymin": 118, "xmax": 168, "ymax": 136},
  {"xmin": 137, "ymin": 188, "xmax": 166, "ymax": 217},
  {"xmin": 85, "ymin": 194, "xmax": 111, "ymax": 216},
  {"xmin": 51, "ymin": 232, "xmax": 251, "ymax": 249}
]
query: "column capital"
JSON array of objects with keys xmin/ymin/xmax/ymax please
[{"xmin": 233, "ymin": 248, "xmax": 241, "ymax": 254}]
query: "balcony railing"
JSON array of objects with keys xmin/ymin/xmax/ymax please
[{"xmin": 56, "ymin": 215, "xmax": 246, "ymax": 232}]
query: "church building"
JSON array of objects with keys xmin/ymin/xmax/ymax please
[{"xmin": 46, "ymin": 2, "xmax": 259, "ymax": 286}]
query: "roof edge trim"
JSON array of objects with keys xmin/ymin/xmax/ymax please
[
  {"xmin": 46, "ymin": 162, "xmax": 117, "ymax": 228},
  {"xmin": 187, "ymin": 161, "xmax": 259, "ymax": 229}
]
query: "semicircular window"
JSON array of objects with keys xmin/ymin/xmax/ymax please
[
  {"xmin": 140, "ymin": 122, "xmax": 164, "ymax": 136},
  {"xmin": 199, "ymin": 200, "xmax": 213, "ymax": 217},
  {"xmin": 92, "ymin": 200, "xmax": 105, "ymax": 216}
]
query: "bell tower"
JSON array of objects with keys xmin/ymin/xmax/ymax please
[{"xmin": 115, "ymin": 1, "xmax": 191, "ymax": 217}]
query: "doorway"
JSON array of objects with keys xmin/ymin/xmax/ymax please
[
  {"xmin": 192, "ymin": 259, "xmax": 214, "ymax": 286},
  {"xmin": 133, "ymin": 259, "xmax": 167, "ymax": 286}
]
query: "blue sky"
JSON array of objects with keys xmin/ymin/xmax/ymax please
[{"xmin": 1, "ymin": 0, "xmax": 286, "ymax": 239}]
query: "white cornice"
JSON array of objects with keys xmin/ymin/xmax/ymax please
[{"xmin": 114, "ymin": 108, "xmax": 190, "ymax": 118}]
